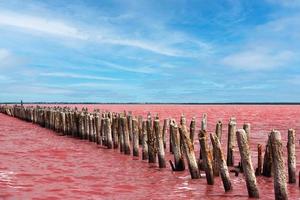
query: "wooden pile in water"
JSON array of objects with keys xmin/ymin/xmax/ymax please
[{"xmin": 0, "ymin": 104, "xmax": 298, "ymax": 199}]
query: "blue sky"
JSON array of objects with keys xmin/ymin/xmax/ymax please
[{"xmin": 0, "ymin": 0, "xmax": 299, "ymax": 103}]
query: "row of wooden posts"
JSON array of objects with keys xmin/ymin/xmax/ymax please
[{"xmin": 0, "ymin": 104, "xmax": 298, "ymax": 199}]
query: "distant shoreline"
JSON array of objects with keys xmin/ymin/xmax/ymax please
[{"xmin": 1, "ymin": 102, "xmax": 300, "ymax": 105}]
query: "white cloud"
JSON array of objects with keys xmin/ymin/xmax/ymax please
[
  {"xmin": 99, "ymin": 60, "xmax": 158, "ymax": 74},
  {"xmin": 222, "ymin": 48, "xmax": 295, "ymax": 70},
  {"xmin": 0, "ymin": 48, "xmax": 11, "ymax": 60},
  {"xmin": 266, "ymin": 0, "xmax": 300, "ymax": 7},
  {"xmin": 0, "ymin": 10, "xmax": 212, "ymax": 57},
  {"xmin": 40, "ymin": 72, "xmax": 120, "ymax": 81},
  {"xmin": 0, "ymin": 11, "xmax": 88, "ymax": 40},
  {"xmin": 0, "ymin": 48, "xmax": 24, "ymax": 69}
]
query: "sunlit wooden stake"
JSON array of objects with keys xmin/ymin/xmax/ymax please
[
  {"xmin": 227, "ymin": 117, "xmax": 236, "ymax": 166},
  {"xmin": 142, "ymin": 121, "xmax": 148, "ymax": 160},
  {"xmin": 132, "ymin": 118, "xmax": 139, "ymax": 157},
  {"xmin": 147, "ymin": 115, "xmax": 156, "ymax": 163},
  {"xmin": 179, "ymin": 117, "xmax": 200, "ymax": 179},
  {"xmin": 236, "ymin": 129, "xmax": 259, "ymax": 198},
  {"xmin": 199, "ymin": 130, "xmax": 214, "ymax": 185},
  {"xmin": 270, "ymin": 130, "xmax": 288, "ymax": 200},
  {"xmin": 154, "ymin": 119, "xmax": 166, "ymax": 168},
  {"xmin": 121, "ymin": 117, "xmax": 131, "ymax": 155},
  {"xmin": 210, "ymin": 133, "xmax": 232, "ymax": 192},
  {"xmin": 287, "ymin": 129, "xmax": 296, "ymax": 184}
]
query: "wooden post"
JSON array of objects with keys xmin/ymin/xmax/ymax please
[
  {"xmin": 236, "ymin": 129, "xmax": 259, "ymax": 198},
  {"xmin": 121, "ymin": 117, "xmax": 130, "ymax": 155},
  {"xmin": 215, "ymin": 120, "xmax": 222, "ymax": 142},
  {"xmin": 119, "ymin": 116, "xmax": 125, "ymax": 153},
  {"xmin": 147, "ymin": 115, "xmax": 156, "ymax": 163},
  {"xmin": 104, "ymin": 118, "xmax": 113, "ymax": 149},
  {"xmin": 169, "ymin": 119, "xmax": 174, "ymax": 154},
  {"xmin": 179, "ymin": 118, "xmax": 200, "ymax": 179},
  {"xmin": 227, "ymin": 118, "xmax": 236, "ymax": 166},
  {"xmin": 287, "ymin": 129, "xmax": 296, "ymax": 184},
  {"xmin": 162, "ymin": 119, "xmax": 168, "ymax": 149},
  {"xmin": 210, "ymin": 133, "xmax": 232, "ymax": 192},
  {"xmin": 199, "ymin": 130, "xmax": 214, "ymax": 185},
  {"xmin": 85, "ymin": 113, "xmax": 90, "ymax": 140},
  {"xmin": 138, "ymin": 116, "xmax": 143, "ymax": 145},
  {"xmin": 101, "ymin": 117, "xmax": 106, "ymax": 146},
  {"xmin": 190, "ymin": 117, "xmax": 196, "ymax": 144},
  {"xmin": 243, "ymin": 123, "xmax": 251, "ymax": 141},
  {"xmin": 201, "ymin": 113, "xmax": 207, "ymax": 131},
  {"xmin": 262, "ymin": 134, "xmax": 272, "ymax": 177},
  {"xmin": 89, "ymin": 114, "xmax": 94, "ymax": 142},
  {"xmin": 132, "ymin": 118, "xmax": 139, "ymax": 157},
  {"xmin": 112, "ymin": 116, "xmax": 119, "ymax": 149},
  {"xmin": 255, "ymin": 144, "xmax": 262, "ymax": 176},
  {"xmin": 142, "ymin": 121, "xmax": 148, "ymax": 160},
  {"xmin": 269, "ymin": 130, "xmax": 288, "ymax": 200},
  {"xmin": 170, "ymin": 119, "xmax": 185, "ymax": 171},
  {"xmin": 127, "ymin": 114, "xmax": 133, "ymax": 141},
  {"xmin": 95, "ymin": 113, "xmax": 100, "ymax": 144},
  {"xmin": 154, "ymin": 119, "xmax": 166, "ymax": 168}
]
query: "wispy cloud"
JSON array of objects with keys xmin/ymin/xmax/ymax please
[
  {"xmin": 40, "ymin": 72, "xmax": 120, "ymax": 81},
  {"xmin": 99, "ymin": 60, "xmax": 158, "ymax": 74},
  {"xmin": 221, "ymin": 48, "xmax": 295, "ymax": 70},
  {"xmin": 0, "ymin": 10, "xmax": 211, "ymax": 57},
  {"xmin": 0, "ymin": 11, "xmax": 88, "ymax": 40},
  {"xmin": 0, "ymin": 48, "xmax": 10, "ymax": 60},
  {"xmin": 266, "ymin": 0, "xmax": 300, "ymax": 7}
]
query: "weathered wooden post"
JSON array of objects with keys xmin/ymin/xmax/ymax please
[
  {"xmin": 84, "ymin": 113, "xmax": 90, "ymax": 140},
  {"xmin": 227, "ymin": 117, "xmax": 236, "ymax": 166},
  {"xmin": 201, "ymin": 113, "xmax": 207, "ymax": 131},
  {"xmin": 270, "ymin": 130, "xmax": 288, "ymax": 200},
  {"xmin": 255, "ymin": 144, "xmax": 262, "ymax": 176},
  {"xmin": 154, "ymin": 119, "xmax": 166, "ymax": 168},
  {"xmin": 147, "ymin": 115, "xmax": 156, "ymax": 163},
  {"xmin": 287, "ymin": 129, "xmax": 296, "ymax": 184},
  {"xmin": 236, "ymin": 129, "xmax": 259, "ymax": 198},
  {"xmin": 112, "ymin": 116, "xmax": 119, "ymax": 149},
  {"xmin": 138, "ymin": 116, "xmax": 143, "ymax": 145},
  {"xmin": 121, "ymin": 117, "xmax": 130, "ymax": 155},
  {"xmin": 101, "ymin": 117, "xmax": 106, "ymax": 146},
  {"xmin": 94, "ymin": 113, "xmax": 100, "ymax": 143},
  {"xmin": 170, "ymin": 119, "xmax": 185, "ymax": 171},
  {"xmin": 162, "ymin": 119, "xmax": 168, "ymax": 149},
  {"xmin": 169, "ymin": 120, "xmax": 174, "ymax": 154},
  {"xmin": 104, "ymin": 118, "xmax": 113, "ymax": 149},
  {"xmin": 262, "ymin": 134, "xmax": 272, "ymax": 177},
  {"xmin": 199, "ymin": 130, "xmax": 214, "ymax": 185},
  {"xmin": 132, "ymin": 118, "xmax": 139, "ymax": 157},
  {"xmin": 89, "ymin": 114, "xmax": 94, "ymax": 142},
  {"xmin": 190, "ymin": 117, "xmax": 196, "ymax": 144},
  {"xmin": 215, "ymin": 120, "xmax": 222, "ymax": 141},
  {"xmin": 210, "ymin": 133, "xmax": 232, "ymax": 191},
  {"xmin": 179, "ymin": 117, "xmax": 200, "ymax": 179},
  {"xmin": 243, "ymin": 123, "xmax": 251, "ymax": 141},
  {"xmin": 119, "ymin": 116, "xmax": 125, "ymax": 153},
  {"xmin": 199, "ymin": 113, "xmax": 207, "ymax": 161},
  {"xmin": 127, "ymin": 114, "xmax": 133, "ymax": 141},
  {"xmin": 142, "ymin": 121, "xmax": 148, "ymax": 160}
]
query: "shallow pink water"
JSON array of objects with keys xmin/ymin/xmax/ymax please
[{"xmin": 0, "ymin": 105, "xmax": 299, "ymax": 199}]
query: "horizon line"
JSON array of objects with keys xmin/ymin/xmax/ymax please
[{"xmin": 1, "ymin": 102, "xmax": 300, "ymax": 105}]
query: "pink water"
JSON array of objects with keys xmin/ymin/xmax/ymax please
[{"xmin": 0, "ymin": 105, "xmax": 299, "ymax": 199}]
